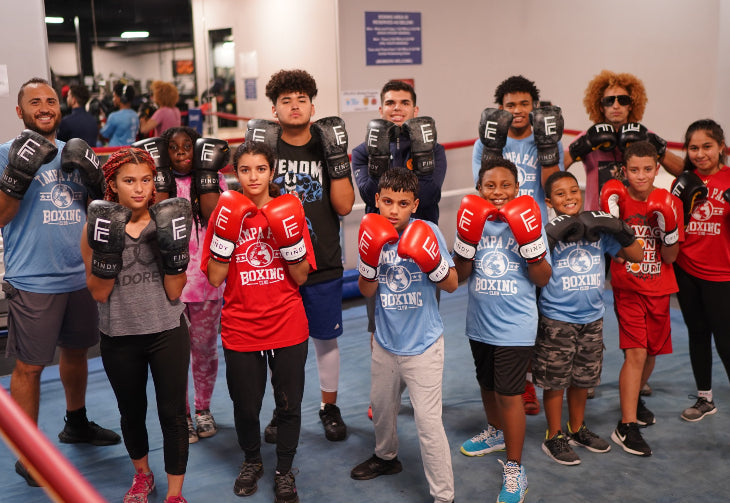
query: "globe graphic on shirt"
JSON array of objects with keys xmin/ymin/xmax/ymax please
[
  {"xmin": 691, "ymin": 200, "xmax": 713, "ymax": 222},
  {"xmin": 567, "ymin": 248, "xmax": 593, "ymax": 274},
  {"xmin": 51, "ymin": 184, "xmax": 74, "ymax": 208},
  {"xmin": 480, "ymin": 251, "xmax": 509, "ymax": 278},
  {"xmin": 385, "ymin": 265, "xmax": 410, "ymax": 292},
  {"xmin": 246, "ymin": 242, "xmax": 273, "ymax": 268}
]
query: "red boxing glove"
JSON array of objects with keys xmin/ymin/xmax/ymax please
[
  {"xmin": 209, "ymin": 191, "xmax": 257, "ymax": 263},
  {"xmin": 600, "ymin": 179, "xmax": 629, "ymax": 218},
  {"xmin": 261, "ymin": 194, "xmax": 308, "ymax": 264},
  {"xmin": 357, "ymin": 213, "xmax": 399, "ymax": 281},
  {"xmin": 498, "ymin": 195, "xmax": 546, "ymax": 263},
  {"xmin": 454, "ymin": 195, "xmax": 498, "ymax": 260},
  {"xmin": 647, "ymin": 188, "xmax": 679, "ymax": 246},
  {"xmin": 397, "ymin": 220, "xmax": 450, "ymax": 283}
]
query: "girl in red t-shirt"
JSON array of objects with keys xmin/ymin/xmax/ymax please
[
  {"xmin": 202, "ymin": 141, "xmax": 315, "ymax": 500},
  {"xmin": 674, "ymin": 119, "xmax": 730, "ymax": 422}
]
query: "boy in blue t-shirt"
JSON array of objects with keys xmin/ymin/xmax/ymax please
[
  {"xmin": 351, "ymin": 167, "xmax": 457, "ymax": 503},
  {"xmin": 453, "ymin": 157, "xmax": 552, "ymax": 503},
  {"xmin": 534, "ymin": 171, "xmax": 642, "ymax": 466}
]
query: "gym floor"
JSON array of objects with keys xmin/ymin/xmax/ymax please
[{"xmin": 0, "ymin": 286, "xmax": 727, "ymax": 502}]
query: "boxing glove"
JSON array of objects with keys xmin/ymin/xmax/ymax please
[
  {"xmin": 498, "ymin": 196, "xmax": 546, "ymax": 263},
  {"xmin": 311, "ymin": 116, "xmax": 351, "ymax": 179},
  {"xmin": 61, "ymin": 138, "xmax": 104, "ymax": 200},
  {"xmin": 479, "ymin": 108, "xmax": 512, "ymax": 163},
  {"xmin": 454, "ymin": 195, "xmax": 498, "ymax": 260},
  {"xmin": 530, "ymin": 106, "xmax": 564, "ymax": 167},
  {"xmin": 578, "ymin": 210, "xmax": 636, "ymax": 247},
  {"xmin": 545, "ymin": 214, "xmax": 584, "ymax": 250},
  {"xmin": 618, "ymin": 123, "xmax": 665, "ymax": 157},
  {"xmin": 193, "ymin": 138, "xmax": 229, "ymax": 195},
  {"xmin": 245, "ymin": 119, "xmax": 282, "ymax": 153},
  {"xmin": 0, "ymin": 129, "xmax": 58, "ymax": 199},
  {"xmin": 568, "ymin": 123, "xmax": 617, "ymax": 161},
  {"xmin": 87, "ymin": 200, "xmax": 132, "ymax": 279},
  {"xmin": 647, "ymin": 188, "xmax": 679, "ymax": 246},
  {"xmin": 366, "ymin": 119, "xmax": 396, "ymax": 178},
  {"xmin": 209, "ymin": 190, "xmax": 257, "ymax": 263},
  {"xmin": 599, "ymin": 179, "xmax": 629, "ymax": 218},
  {"xmin": 397, "ymin": 219, "xmax": 450, "ymax": 283},
  {"xmin": 261, "ymin": 193, "xmax": 308, "ymax": 264},
  {"xmin": 403, "ymin": 116, "xmax": 437, "ymax": 176},
  {"xmin": 149, "ymin": 197, "xmax": 193, "ymax": 275},
  {"xmin": 133, "ymin": 137, "xmax": 176, "ymax": 197},
  {"xmin": 357, "ymin": 213, "xmax": 399, "ymax": 281},
  {"xmin": 723, "ymin": 189, "xmax": 730, "ymax": 206},
  {"xmin": 670, "ymin": 170, "xmax": 707, "ymax": 225}
]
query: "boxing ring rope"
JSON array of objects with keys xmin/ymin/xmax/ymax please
[{"xmin": 0, "ymin": 384, "xmax": 107, "ymax": 502}]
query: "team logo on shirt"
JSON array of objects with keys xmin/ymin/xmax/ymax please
[
  {"xmin": 687, "ymin": 200, "xmax": 722, "ymax": 235},
  {"xmin": 39, "ymin": 183, "xmax": 84, "ymax": 225},
  {"xmin": 379, "ymin": 264, "xmax": 424, "ymax": 309},
  {"xmin": 475, "ymin": 251, "xmax": 519, "ymax": 295},
  {"xmin": 554, "ymin": 248, "xmax": 602, "ymax": 291},
  {"xmin": 236, "ymin": 241, "xmax": 285, "ymax": 285}
]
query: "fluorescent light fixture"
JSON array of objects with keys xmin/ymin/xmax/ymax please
[
  {"xmin": 120, "ymin": 31, "xmax": 149, "ymax": 39},
  {"xmin": 45, "ymin": 16, "xmax": 64, "ymax": 24}
]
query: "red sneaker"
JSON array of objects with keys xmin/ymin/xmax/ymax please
[
  {"xmin": 522, "ymin": 381, "xmax": 540, "ymax": 415},
  {"xmin": 367, "ymin": 405, "xmax": 373, "ymax": 421},
  {"xmin": 123, "ymin": 469, "xmax": 155, "ymax": 503}
]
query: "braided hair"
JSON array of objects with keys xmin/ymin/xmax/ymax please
[
  {"xmin": 102, "ymin": 147, "xmax": 156, "ymax": 206},
  {"xmin": 160, "ymin": 126, "xmax": 205, "ymax": 233}
]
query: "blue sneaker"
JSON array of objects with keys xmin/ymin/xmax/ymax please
[
  {"xmin": 497, "ymin": 460, "xmax": 527, "ymax": 503},
  {"xmin": 460, "ymin": 425, "xmax": 505, "ymax": 456}
]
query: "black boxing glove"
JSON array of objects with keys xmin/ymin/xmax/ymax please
[
  {"xmin": 193, "ymin": 138, "xmax": 229, "ymax": 195},
  {"xmin": 132, "ymin": 137, "xmax": 175, "ymax": 197},
  {"xmin": 671, "ymin": 170, "xmax": 708, "ymax": 226},
  {"xmin": 530, "ymin": 106, "xmax": 564, "ymax": 167},
  {"xmin": 579, "ymin": 210, "xmax": 636, "ymax": 247},
  {"xmin": 87, "ymin": 200, "xmax": 131, "ymax": 279},
  {"xmin": 569, "ymin": 123, "xmax": 617, "ymax": 161},
  {"xmin": 366, "ymin": 119, "xmax": 396, "ymax": 178},
  {"xmin": 0, "ymin": 130, "xmax": 58, "ymax": 199},
  {"xmin": 149, "ymin": 197, "xmax": 192, "ymax": 275},
  {"xmin": 647, "ymin": 132, "xmax": 667, "ymax": 158},
  {"xmin": 61, "ymin": 138, "xmax": 104, "ymax": 200},
  {"xmin": 618, "ymin": 123, "xmax": 649, "ymax": 153},
  {"xmin": 545, "ymin": 214, "xmax": 584, "ymax": 250},
  {"xmin": 403, "ymin": 116, "xmax": 437, "ymax": 176},
  {"xmin": 478, "ymin": 108, "xmax": 512, "ymax": 163},
  {"xmin": 723, "ymin": 189, "xmax": 730, "ymax": 205},
  {"xmin": 245, "ymin": 119, "xmax": 281, "ymax": 153},
  {"xmin": 311, "ymin": 116, "xmax": 351, "ymax": 179}
]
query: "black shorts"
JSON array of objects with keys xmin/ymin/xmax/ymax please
[{"xmin": 469, "ymin": 339, "xmax": 532, "ymax": 396}]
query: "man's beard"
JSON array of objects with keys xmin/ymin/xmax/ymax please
[{"xmin": 21, "ymin": 110, "xmax": 60, "ymax": 137}]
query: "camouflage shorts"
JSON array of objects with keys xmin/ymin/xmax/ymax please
[{"xmin": 533, "ymin": 314, "xmax": 604, "ymax": 390}]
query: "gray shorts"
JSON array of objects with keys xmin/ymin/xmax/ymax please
[
  {"xmin": 532, "ymin": 314, "xmax": 604, "ymax": 390},
  {"xmin": 4, "ymin": 283, "xmax": 100, "ymax": 366}
]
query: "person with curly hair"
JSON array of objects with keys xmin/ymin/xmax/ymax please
[
  {"xmin": 564, "ymin": 70, "xmax": 684, "ymax": 210},
  {"xmin": 140, "ymin": 81, "xmax": 181, "ymax": 137},
  {"xmin": 257, "ymin": 69, "xmax": 355, "ymax": 447}
]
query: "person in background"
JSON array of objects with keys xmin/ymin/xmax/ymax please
[
  {"xmin": 100, "ymin": 82, "xmax": 139, "ymax": 146},
  {"xmin": 140, "ymin": 81, "xmax": 181, "ymax": 138},
  {"xmin": 58, "ymin": 84, "xmax": 99, "ymax": 146}
]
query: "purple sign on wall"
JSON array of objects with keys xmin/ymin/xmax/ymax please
[{"xmin": 365, "ymin": 12, "xmax": 422, "ymax": 66}]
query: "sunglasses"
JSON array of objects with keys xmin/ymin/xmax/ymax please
[{"xmin": 601, "ymin": 95, "xmax": 632, "ymax": 107}]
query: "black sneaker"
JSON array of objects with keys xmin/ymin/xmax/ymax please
[
  {"xmin": 541, "ymin": 431, "xmax": 580, "ymax": 465},
  {"xmin": 58, "ymin": 419, "xmax": 121, "ymax": 446},
  {"xmin": 274, "ymin": 470, "xmax": 299, "ymax": 503},
  {"xmin": 15, "ymin": 460, "xmax": 40, "ymax": 487},
  {"xmin": 611, "ymin": 421, "xmax": 651, "ymax": 456},
  {"xmin": 233, "ymin": 461, "xmax": 263, "ymax": 497},
  {"xmin": 319, "ymin": 403, "xmax": 347, "ymax": 441},
  {"xmin": 567, "ymin": 423, "xmax": 610, "ymax": 453},
  {"xmin": 636, "ymin": 398, "xmax": 656, "ymax": 427},
  {"xmin": 350, "ymin": 454, "xmax": 403, "ymax": 480},
  {"xmin": 264, "ymin": 409, "xmax": 277, "ymax": 444}
]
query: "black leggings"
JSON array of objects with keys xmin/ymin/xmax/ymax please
[
  {"xmin": 224, "ymin": 339, "xmax": 308, "ymax": 474},
  {"xmin": 674, "ymin": 264, "xmax": 730, "ymax": 391},
  {"xmin": 100, "ymin": 318, "xmax": 190, "ymax": 475}
]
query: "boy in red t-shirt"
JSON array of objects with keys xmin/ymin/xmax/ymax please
[{"xmin": 600, "ymin": 141, "xmax": 682, "ymax": 457}]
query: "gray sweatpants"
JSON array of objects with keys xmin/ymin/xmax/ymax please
[{"xmin": 371, "ymin": 335, "xmax": 454, "ymax": 503}]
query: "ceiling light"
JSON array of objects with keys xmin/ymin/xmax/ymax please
[
  {"xmin": 45, "ymin": 17, "xmax": 64, "ymax": 24},
  {"xmin": 120, "ymin": 31, "xmax": 149, "ymax": 39}
]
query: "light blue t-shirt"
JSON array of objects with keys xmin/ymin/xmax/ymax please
[
  {"xmin": 465, "ymin": 219, "xmax": 551, "ymax": 346},
  {"xmin": 0, "ymin": 139, "xmax": 88, "ymax": 293},
  {"xmin": 374, "ymin": 219, "xmax": 454, "ymax": 356},
  {"xmin": 472, "ymin": 135, "xmax": 564, "ymax": 225},
  {"xmin": 100, "ymin": 108, "xmax": 139, "ymax": 146},
  {"xmin": 539, "ymin": 234, "xmax": 621, "ymax": 324}
]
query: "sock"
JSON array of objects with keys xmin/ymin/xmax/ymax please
[
  {"xmin": 525, "ymin": 372, "xmax": 533, "ymax": 382},
  {"xmin": 698, "ymin": 390, "xmax": 713, "ymax": 402},
  {"xmin": 320, "ymin": 402, "xmax": 326, "ymax": 411},
  {"xmin": 66, "ymin": 406, "xmax": 89, "ymax": 428}
]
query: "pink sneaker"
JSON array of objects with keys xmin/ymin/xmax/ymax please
[{"xmin": 123, "ymin": 470, "xmax": 155, "ymax": 503}]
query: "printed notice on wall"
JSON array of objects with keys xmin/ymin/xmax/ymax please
[
  {"xmin": 0, "ymin": 65, "xmax": 8, "ymax": 97},
  {"xmin": 341, "ymin": 90, "xmax": 380, "ymax": 113},
  {"xmin": 365, "ymin": 12, "xmax": 422, "ymax": 66}
]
